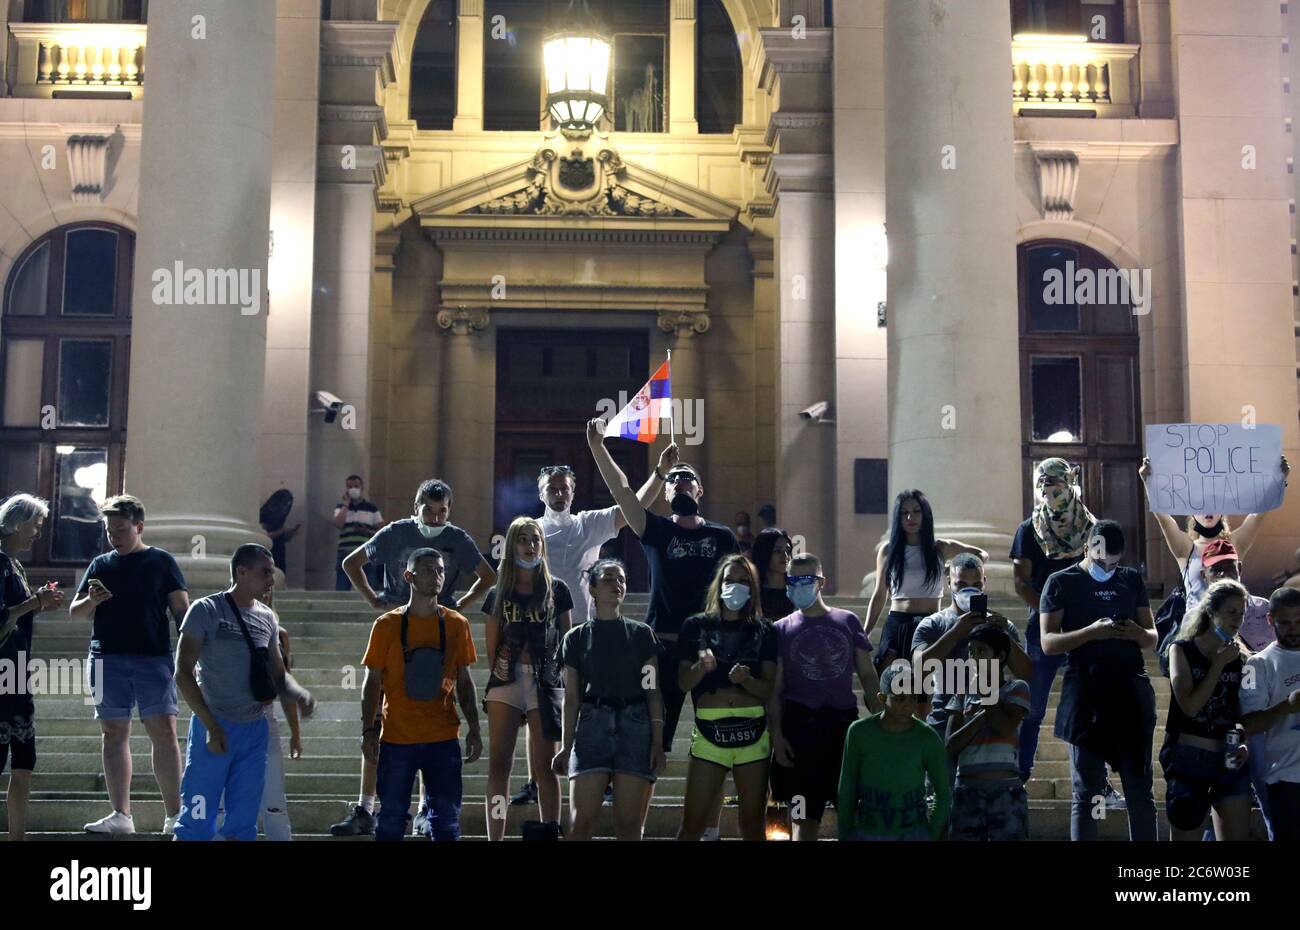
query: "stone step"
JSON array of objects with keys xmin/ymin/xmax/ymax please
[{"xmin": 5, "ymin": 798, "xmax": 1262, "ymax": 841}]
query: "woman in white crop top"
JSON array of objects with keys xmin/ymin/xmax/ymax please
[
  {"xmin": 864, "ymin": 490, "xmax": 988, "ymax": 669},
  {"xmin": 1139, "ymin": 455, "xmax": 1290, "ymax": 609}
]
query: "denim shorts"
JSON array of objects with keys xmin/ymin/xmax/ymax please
[
  {"xmin": 570, "ymin": 702, "xmax": 656, "ymax": 783},
  {"xmin": 1161, "ymin": 743, "xmax": 1252, "ymax": 832},
  {"xmin": 89, "ymin": 653, "xmax": 178, "ymax": 720}
]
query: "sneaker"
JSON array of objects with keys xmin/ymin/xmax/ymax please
[
  {"xmin": 413, "ymin": 805, "xmax": 431, "ymax": 837},
  {"xmin": 510, "ymin": 780, "xmax": 538, "ymax": 806},
  {"xmin": 1103, "ymin": 782, "xmax": 1127, "ymax": 811},
  {"xmin": 701, "ymin": 826, "xmax": 722, "ymax": 841},
  {"xmin": 161, "ymin": 814, "xmax": 180, "ymax": 836},
  {"xmin": 602, "ymin": 784, "xmax": 614, "ymax": 806},
  {"xmin": 329, "ymin": 804, "xmax": 376, "ymax": 836},
  {"xmin": 724, "ymin": 795, "xmax": 740, "ymax": 807},
  {"xmin": 84, "ymin": 811, "xmax": 135, "ymax": 835}
]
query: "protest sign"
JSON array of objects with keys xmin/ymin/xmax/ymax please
[{"xmin": 1143, "ymin": 423, "xmax": 1285, "ymax": 514}]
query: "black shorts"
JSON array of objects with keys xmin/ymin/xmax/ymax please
[
  {"xmin": 874, "ymin": 610, "xmax": 930, "ymax": 670},
  {"xmin": 1160, "ymin": 741, "xmax": 1251, "ymax": 832},
  {"xmin": 770, "ymin": 700, "xmax": 858, "ymax": 821},
  {"xmin": 0, "ymin": 702, "xmax": 36, "ymax": 773}
]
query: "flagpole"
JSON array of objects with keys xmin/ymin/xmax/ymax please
[{"xmin": 667, "ymin": 349, "xmax": 675, "ymax": 447}]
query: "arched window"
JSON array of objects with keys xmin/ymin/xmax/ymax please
[
  {"xmin": 1018, "ymin": 240, "xmax": 1143, "ymax": 565},
  {"xmin": 1, "ymin": 223, "xmax": 133, "ymax": 566},
  {"xmin": 1010, "ymin": 0, "xmax": 1124, "ymax": 42},
  {"xmin": 23, "ymin": 0, "xmax": 147, "ymax": 22},
  {"xmin": 696, "ymin": 0, "xmax": 741, "ymax": 134},
  {"xmin": 410, "ymin": 0, "xmax": 458, "ymax": 130}
]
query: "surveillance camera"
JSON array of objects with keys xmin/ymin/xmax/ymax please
[
  {"xmin": 314, "ymin": 390, "xmax": 344, "ymax": 424},
  {"xmin": 800, "ymin": 401, "xmax": 831, "ymax": 422}
]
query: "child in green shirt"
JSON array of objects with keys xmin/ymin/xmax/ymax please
[{"xmin": 837, "ymin": 661, "xmax": 951, "ymax": 840}]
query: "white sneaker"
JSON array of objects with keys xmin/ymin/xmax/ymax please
[
  {"xmin": 162, "ymin": 814, "xmax": 180, "ymax": 835},
  {"xmin": 84, "ymin": 811, "xmax": 135, "ymax": 834}
]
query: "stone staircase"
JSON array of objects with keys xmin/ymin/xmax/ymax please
[{"xmin": 0, "ymin": 590, "xmax": 1259, "ymax": 840}]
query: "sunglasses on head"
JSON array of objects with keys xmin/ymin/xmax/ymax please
[{"xmin": 540, "ymin": 466, "xmax": 575, "ymax": 478}]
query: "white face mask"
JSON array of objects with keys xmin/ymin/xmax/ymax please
[
  {"xmin": 418, "ymin": 521, "xmax": 446, "ymax": 539},
  {"xmin": 721, "ymin": 582, "xmax": 751, "ymax": 611},
  {"xmin": 953, "ymin": 587, "xmax": 982, "ymax": 613},
  {"xmin": 347, "ymin": 487, "xmax": 362, "ymax": 500}
]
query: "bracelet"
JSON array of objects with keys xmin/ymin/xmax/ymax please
[
  {"xmin": 362, "ymin": 726, "xmax": 379, "ymax": 735},
  {"xmin": 654, "ymin": 466, "xmax": 666, "ymax": 481}
]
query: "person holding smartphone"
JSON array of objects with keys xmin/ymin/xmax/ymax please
[
  {"xmin": 912, "ymin": 553, "xmax": 1030, "ymax": 742},
  {"xmin": 1039, "ymin": 520, "xmax": 1158, "ymax": 841}
]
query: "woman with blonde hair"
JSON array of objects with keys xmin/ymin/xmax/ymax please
[
  {"xmin": 1162, "ymin": 579, "xmax": 1253, "ymax": 841},
  {"xmin": 1139, "ymin": 455, "xmax": 1290, "ymax": 608},
  {"xmin": 677, "ymin": 553, "xmax": 777, "ymax": 840},
  {"xmin": 1, "ymin": 494, "xmax": 65, "ymax": 841},
  {"xmin": 481, "ymin": 516, "xmax": 573, "ymax": 840}
]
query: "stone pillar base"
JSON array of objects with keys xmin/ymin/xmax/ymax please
[{"xmin": 140, "ymin": 515, "xmax": 274, "ymax": 596}]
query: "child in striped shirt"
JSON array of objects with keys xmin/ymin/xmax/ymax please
[{"xmin": 944, "ymin": 624, "xmax": 1032, "ymax": 840}]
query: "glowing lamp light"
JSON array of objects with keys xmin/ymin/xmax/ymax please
[
  {"xmin": 544, "ymin": 31, "xmax": 611, "ymax": 130},
  {"xmin": 1047, "ymin": 430, "xmax": 1078, "ymax": 444}
]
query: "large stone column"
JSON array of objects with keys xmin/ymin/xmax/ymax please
[
  {"xmin": 883, "ymin": 0, "xmax": 1023, "ymax": 590},
  {"xmin": 757, "ymin": 27, "xmax": 839, "ymax": 586},
  {"xmin": 305, "ymin": 18, "xmax": 397, "ymax": 589},
  {"xmin": 436, "ymin": 307, "xmax": 494, "ymax": 548},
  {"xmin": 124, "ymin": 1, "xmax": 277, "ymax": 592}
]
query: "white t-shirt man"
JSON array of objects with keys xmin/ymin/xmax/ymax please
[
  {"xmin": 1240, "ymin": 642, "xmax": 1300, "ymax": 785},
  {"xmin": 540, "ymin": 506, "xmax": 618, "ymax": 625}
]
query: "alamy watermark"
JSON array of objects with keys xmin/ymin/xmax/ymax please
[
  {"xmin": 595, "ymin": 392, "xmax": 704, "ymax": 446},
  {"xmin": 151, "ymin": 262, "xmax": 262, "ymax": 316},
  {"xmin": 0, "ymin": 652, "xmax": 104, "ymax": 706},
  {"xmin": 1042, "ymin": 261, "xmax": 1152, "ymax": 316}
]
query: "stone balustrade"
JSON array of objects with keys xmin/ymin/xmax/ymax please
[
  {"xmin": 1012, "ymin": 35, "xmax": 1139, "ymax": 117},
  {"xmin": 8, "ymin": 22, "xmax": 146, "ymax": 97}
]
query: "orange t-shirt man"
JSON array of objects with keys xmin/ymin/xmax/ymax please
[{"xmin": 362, "ymin": 607, "xmax": 477, "ymax": 744}]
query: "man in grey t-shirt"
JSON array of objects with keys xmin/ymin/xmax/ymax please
[
  {"xmin": 911, "ymin": 554, "xmax": 1030, "ymax": 733},
  {"xmin": 173, "ymin": 544, "xmax": 314, "ymax": 841}
]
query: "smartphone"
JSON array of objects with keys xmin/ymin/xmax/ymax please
[{"xmin": 969, "ymin": 593, "xmax": 988, "ymax": 616}]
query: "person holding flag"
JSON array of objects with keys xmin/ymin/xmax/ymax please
[{"xmin": 587, "ymin": 354, "xmax": 738, "ymax": 769}]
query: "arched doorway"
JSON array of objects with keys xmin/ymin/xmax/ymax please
[
  {"xmin": 1017, "ymin": 239, "xmax": 1144, "ymax": 566},
  {"xmin": 0, "ymin": 222, "xmax": 133, "ymax": 570}
]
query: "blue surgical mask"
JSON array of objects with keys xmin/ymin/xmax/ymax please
[
  {"xmin": 1088, "ymin": 561, "xmax": 1117, "ymax": 583},
  {"xmin": 1211, "ymin": 623, "xmax": 1235, "ymax": 644},
  {"xmin": 418, "ymin": 521, "xmax": 446, "ymax": 539},
  {"xmin": 787, "ymin": 577, "xmax": 818, "ymax": 611},
  {"xmin": 516, "ymin": 555, "xmax": 542, "ymax": 570},
  {"xmin": 721, "ymin": 582, "xmax": 751, "ymax": 611}
]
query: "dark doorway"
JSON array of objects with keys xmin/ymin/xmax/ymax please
[
  {"xmin": 1018, "ymin": 240, "xmax": 1144, "ymax": 569},
  {"xmin": 495, "ymin": 328, "xmax": 651, "ymax": 590}
]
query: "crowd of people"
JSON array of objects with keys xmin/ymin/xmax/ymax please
[{"xmin": 1, "ymin": 420, "xmax": 1298, "ymax": 843}]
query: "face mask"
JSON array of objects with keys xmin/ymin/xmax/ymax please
[
  {"xmin": 543, "ymin": 502, "xmax": 573, "ymax": 523},
  {"xmin": 670, "ymin": 493, "xmax": 700, "ymax": 517},
  {"xmin": 721, "ymin": 582, "xmax": 751, "ymax": 611},
  {"xmin": 953, "ymin": 587, "xmax": 982, "ymax": 613},
  {"xmin": 1039, "ymin": 484, "xmax": 1073, "ymax": 510},
  {"xmin": 1193, "ymin": 519, "xmax": 1224, "ymax": 538},
  {"xmin": 787, "ymin": 579, "xmax": 818, "ymax": 611},
  {"xmin": 347, "ymin": 487, "xmax": 361, "ymax": 500},
  {"xmin": 516, "ymin": 555, "xmax": 542, "ymax": 570},
  {"xmin": 1088, "ymin": 561, "xmax": 1117, "ymax": 583},
  {"xmin": 418, "ymin": 521, "xmax": 446, "ymax": 539},
  {"xmin": 736, "ymin": 524, "xmax": 750, "ymax": 535},
  {"xmin": 1211, "ymin": 622, "xmax": 1235, "ymax": 644}
]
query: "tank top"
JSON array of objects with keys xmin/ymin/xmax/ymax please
[
  {"xmin": 1165, "ymin": 639, "xmax": 1242, "ymax": 741},
  {"xmin": 890, "ymin": 544, "xmax": 944, "ymax": 599},
  {"xmin": 1181, "ymin": 545, "xmax": 1206, "ymax": 608}
]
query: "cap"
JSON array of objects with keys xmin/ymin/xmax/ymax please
[{"xmin": 1201, "ymin": 538, "xmax": 1239, "ymax": 568}]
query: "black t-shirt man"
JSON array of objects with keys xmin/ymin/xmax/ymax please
[
  {"xmin": 77, "ymin": 547, "xmax": 187, "ymax": 656},
  {"xmin": 1010, "ymin": 518, "xmax": 1083, "ymax": 630},
  {"xmin": 1040, "ymin": 563, "xmax": 1155, "ymax": 764},
  {"xmin": 639, "ymin": 510, "xmax": 737, "ymax": 637}
]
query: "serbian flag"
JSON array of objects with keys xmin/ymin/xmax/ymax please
[{"xmin": 604, "ymin": 357, "xmax": 672, "ymax": 444}]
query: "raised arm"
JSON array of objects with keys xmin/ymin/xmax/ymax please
[
  {"xmin": 1139, "ymin": 457, "xmax": 1193, "ymax": 561},
  {"xmin": 587, "ymin": 418, "xmax": 646, "ymax": 537},
  {"xmin": 1230, "ymin": 456, "xmax": 1292, "ymax": 557},
  {"xmin": 939, "ymin": 539, "xmax": 989, "ymax": 563}
]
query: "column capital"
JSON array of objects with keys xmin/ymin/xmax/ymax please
[
  {"xmin": 459, "ymin": 0, "xmax": 484, "ymax": 15},
  {"xmin": 672, "ymin": 0, "xmax": 696, "ymax": 19},
  {"xmin": 437, "ymin": 305, "xmax": 490, "ymax": 335},
  {"xmin": 657, "ymin": 310, "xmax": 711, "ymax": 339}
]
